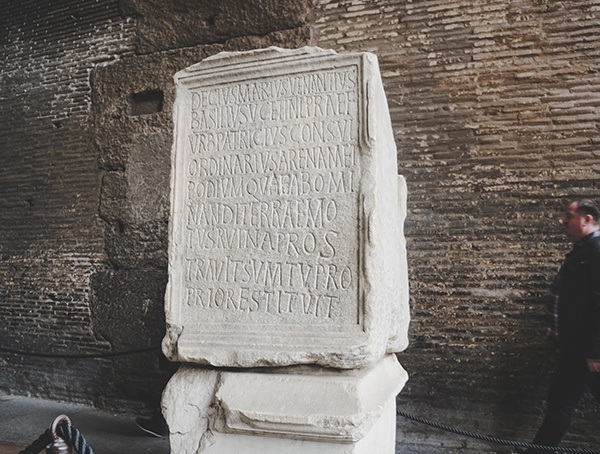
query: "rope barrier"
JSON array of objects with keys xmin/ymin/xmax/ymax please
[
  {"xmin": 57, "ymin": 420, "xmax": 94, "ymax": 454},
  {"xmin": 18, "ymin": 416, "xmax": 94, "ymax": 454},
  {"xmin": 0, "ymin": 345, "xmax": 161, "ymax": 359},
  {"xmin": 397, "ymin": 409, "xmax": 600, "ymax": 453}
]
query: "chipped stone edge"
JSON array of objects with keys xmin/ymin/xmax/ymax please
[{"xmin": 213, "ymin": 354, "xmax": 407, "ymax": 443}]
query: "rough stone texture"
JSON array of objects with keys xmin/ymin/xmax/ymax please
[
  {"xmin": 163, "ymin": 354, "xmax": 407, "ymax": 453},
  {"xmin": 163, "ymin": 47, "xmax": 409, "ymax": 368},
  {"xmin": 161, "ymin": 367, "xmax": 220, "ymax": 454},
  {"xmin": 120, "ymin": 0, "xmax": 314, "ymax": 54}
]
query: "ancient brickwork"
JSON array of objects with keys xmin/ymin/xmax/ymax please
[
  {"xmin": 1, "ymin": 0, "xmax": 313, "ymax": 411},
  {"xmin": 0, "ymin": 0, "xmax": 137, "ymax": 405},
  {"xmin": 313, "ymin": 0, "xmax": 600, "ymax": 450}
]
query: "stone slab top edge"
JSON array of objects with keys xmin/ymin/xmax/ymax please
[{"xmin": 175, "ymin": 46, "xmax": 376, "ymax": 81}]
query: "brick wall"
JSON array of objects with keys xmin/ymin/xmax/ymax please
[
  {"xmin": 0, "ymin": 0, "xmax": 139, "ymax": 406},
  {"xmin": 312, "ymin": 0, "xmax": 600, "ymax": 451}
]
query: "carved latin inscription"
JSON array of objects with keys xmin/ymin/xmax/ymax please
[
  {"xmin": 176, "ymin": 65, "xmax": 361, "ymax": 327},
  {"xmin": 166, "ymin": 47, "xmax": 408, "ymax": 368}
]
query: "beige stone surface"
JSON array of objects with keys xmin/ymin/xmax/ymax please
[
  {"xmin": 163, "ymin": 46, "xmax": 409, "ymax": 369},
  {"xmin": 200, "ymin": 405, "xmax": 397, "ymax": 454},
  {"xmin": 161, "ymin": 368, "xmax": 219, "ymax": 454},
  {"xmin": 162, "ymin": 354, "xmax": 407, "ymax": 453}
]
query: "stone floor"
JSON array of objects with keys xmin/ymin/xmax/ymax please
[
  {"xmin": 0, "ymin": 443, "xmax": 25, "ymax": 454},
  {"xmin": 0, "ymin": 393, "xmax": 169, "ymax": 454}
]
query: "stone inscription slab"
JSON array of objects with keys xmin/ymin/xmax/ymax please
[
  {"xmin": 164, "ymin": 47, "xmax": 409, "ymax": 368},
  {"xmin": 183, "ymin": 67, "xmax": 360, "ymax": 325}
]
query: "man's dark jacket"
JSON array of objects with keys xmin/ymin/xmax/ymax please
[{"xmin": 558, "ymin": 230, "xmax": 600, "ymax": 359}]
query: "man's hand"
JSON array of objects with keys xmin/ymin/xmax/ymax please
[{"xmin": 587, "ymin": 358, "xmax": 600, "ymax": 372}]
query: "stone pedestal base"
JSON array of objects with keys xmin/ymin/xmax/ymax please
[{"xmin": 162, "ymin": 354, "xmax": 407, "ymax": 454}]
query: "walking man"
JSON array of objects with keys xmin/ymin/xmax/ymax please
[{"xmin": 526, "ymin": 199, "xmax": 600, "ymax": 453}]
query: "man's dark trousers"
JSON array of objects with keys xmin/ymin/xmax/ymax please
[{"xmin": 529, "ymin": 353, "xmax": 600, "ymax": 451}]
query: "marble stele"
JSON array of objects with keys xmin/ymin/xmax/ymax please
[{"xmin": 162, "ymin": 47, "xmax": 410, "ymax": 454}]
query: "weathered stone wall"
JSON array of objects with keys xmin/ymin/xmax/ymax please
[
  {"xmin": 2, "ymin": 0, "xmax": 599, "ymax": 450},
  {"xmin": 0, "ymin": 0, "xmax": 135, "ymax": 407},
  {"xmin": 0, "ymin": 0, "xmax": 312, "ymax": 411}
]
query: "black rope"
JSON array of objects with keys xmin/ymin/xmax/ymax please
[
  {"xmin": 397, "ymin": 409, "xmax": 600, "ymax": 454},
  {"xmin": 0, "ymin": 345, "xmax": 160, "ymax": 359},
  {"xmin": 18, "ymin": 418, "xmax": 94, "ymax": 454},
  {"xmin": 58, "ymin": 421, "xmax": 94, "ymax": 454}
]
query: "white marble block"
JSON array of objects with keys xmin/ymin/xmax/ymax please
[
  {"xmin": 163, "ymin": 354, "xmax": 408, "ymax": 454},
  {"xmin": 162, "ymin": 46, "xmax": 410, "ymax": 369}
]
